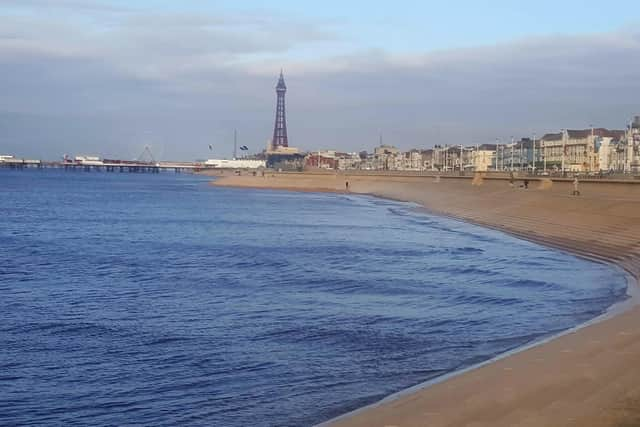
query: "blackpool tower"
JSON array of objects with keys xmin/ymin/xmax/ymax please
[{"xmin": 271, "ymin": 70, "xmax": 289, "ymax": 148}]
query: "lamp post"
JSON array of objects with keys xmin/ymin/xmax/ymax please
[
  {"xmin": 532, "ymin": 133, "xmax": 537, "ymax": 175},
  {"xmin": 590, "ymin": 124, "xmax": 594, "ymax": 173},
  {"xmin": 444, "ymin": 145, "xmax": 448, "ymax": 172},
  {"xmin": 561, "ymin": 129, "xmax": 566, "ymax": 176},
  {"xmin": 543, "ymin": 138, "xmax": 547, "ymax": 174},
  {"xmin": 626, "ymin": 119, "xmax": 633, "ymax": 174},
  {"xmin": 475, "ymin": 143, "xmax": 479, "ymax": 172},
  {"xmin": 510, "ymin": 136, "xmax": 515, "ymax": 171}
]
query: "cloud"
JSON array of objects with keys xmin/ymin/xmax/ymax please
[
  {"xmin": 0, "ymin": 3, "xmax": 639, "ymax": 160},
  {"xmin": 0, "ymin": 8, "xmax": 338, "ymax": 86},
  {"xmin": 0, "ymin": 0, "xmax": 132, "ymax": 13}
]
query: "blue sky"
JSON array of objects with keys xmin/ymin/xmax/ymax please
[
  {"xmin": 251, "ymin": 1, "xmax": 630, "ymax": 48},
  {"xmin": 1, "ymin": 0, "xmax": 639, "ymax": 159},
  {"xmin": 7, "ymin": 0, "xmax": 637, "ymax": 53},
  {"xmin": 90, "ymin": 0, "xmax": 637, "ymax": 49}
]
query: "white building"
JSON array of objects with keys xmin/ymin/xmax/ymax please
[
  {"xmin": 75, "ymin": 156, "xmax": 104, "ymax": 165},
  {"xmin": 472, "ymin": 150, "xmax": 496, "ymax": 172},
  {"xmin": 402, "ymin": 151, "xmax": 423, "ymax": 170},
  {"xmin": 628, "ymin": 116, "xmax": 640, "ymax": 173},
  {"xmin": 336, "ymin": 153, "xmax": 362, "ymax": 170},
  {"xmin": 598, "ymin": 138, "xmax": 614, "ymax": 171},
  {"xmin": 205, "ymin": 159, "xmax": 266, "ymax": 169}
]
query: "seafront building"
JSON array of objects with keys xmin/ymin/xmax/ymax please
[
  {"xmin": 539, "ymin": 129, "xmax": 625, "ymax": 173},
  {"xmin": 626, "ymin": 116, "xmax": 640, "ymax": 172},
  {"xmin": 204, "ymin": 159, "xmax": 266, "ymax": 169},
  {"xmin": 297, "ymin": 117, "xmax": 637, "ymax": 174},
  {"xmin": 494, "ymin": 139, "xmax": 535, "ymax": 172},
  {"xmin": 473, "ymin": 145, "xmax": 497, "ymax": 172}
]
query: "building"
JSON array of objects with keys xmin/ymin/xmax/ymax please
[
  {"xmin": 597, "ymin": 137, "xmax": 614, "ymax": 172},
  {"xmin": 420, "ymin": 149, "xmax": 435, "ymax": 170},
  {"xmin": 205, "ymin": 159, "xmax": 266, "ymax": 169},
  {"xmin": 627, "ymin": 116, "xmax": 640, "ymax": 173},
  {"xmin": 74, "ymin": 156, "xmax": 103, "ymax": 165},
  {"xmin": 609, "ymin": 141, "xmax": 629, "ymax": 172},
  {"xmin": 372, "ymin": 145, "xmax": 400, "ymax": 170},
  {"xmin": 305, "ymin": 151, "xmax": 338, "ymax": 169},
  {"xmin": 402, "ymin": 150, "xmax": 424, "ymax": 170},
  {"xmin": 336, "ymin": 153, "xmax": 362, "ymax": 170},
  {"xmin": 432, "ymin": 145, "xmax": 461, "ymax": 172},
  {"xmin": 541, "ymin": 128, "xmax": 625, "ymax": 172},
  {"xmin": 494, "ymin": 139, "xmax": 536, "ymax": 171},
  {"xmin": 266, "ymin": 151, "xmax": 305, "ymax": 169},
  {"xmin": 373, "ymin": 145, "xmax": 399, "ymax": 156},
  {"xmin": 460, "ymin": 147, "xmax": 476, "ymax": 171},
  {"xmin": 472, "ymin": 144, "xmax": 496, "ymax": 172},
  {"xmin": 305, "ymin": 150, "xmax": 365, "ymax": 171}
]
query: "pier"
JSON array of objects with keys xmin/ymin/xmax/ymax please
[{"xmin": 0, "ymin": 159, "xmax": 214, "ymax": 173}]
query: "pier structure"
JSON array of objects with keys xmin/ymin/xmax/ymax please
[
  {"xmin": 0, "ymin": 157, "xmax": 43, "ymax": 169},
  {"xmin": 0, "ymin": 159, "xmax": 213, "ymax": 173}
]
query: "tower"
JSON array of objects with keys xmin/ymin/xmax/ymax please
[{"xmin": 271, "ymin": 70, "xmax": 288, "ymax": 149}]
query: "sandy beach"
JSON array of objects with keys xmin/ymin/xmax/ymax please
[{"xmin": 209, "ymin": 171, "xmax": 640, "ymax": 427}]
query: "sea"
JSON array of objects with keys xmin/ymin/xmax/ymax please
[{"xmin": 0, "ymin": 169, "xmax": 629, "ymax": 426}]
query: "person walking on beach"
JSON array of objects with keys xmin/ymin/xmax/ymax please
[
  {"xmin": 345, "ymin": 181, "xmax": 349, "ymax": 192},
  {"xmin": 572, "ymin": 176, "xmax": 580, "ymax": 196}
]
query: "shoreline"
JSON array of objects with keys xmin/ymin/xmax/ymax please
[
  {"xmin": 209, "ymin": 172, "xmax": 640, "ymax": 427},
  {"xmin": 320, "ymin": 275, "xmax": 638, "ymax": 427},
  {"xmin": 317, "ymin": 225, "xmax": 639, "ymax": 427}
]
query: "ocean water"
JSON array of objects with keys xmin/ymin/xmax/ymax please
[{"xmin": 0, "ymin": 169, "xmax": 629, "ymax": 426}]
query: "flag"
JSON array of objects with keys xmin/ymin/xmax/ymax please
[
  {"xmin": 241, "ymin": 146, "xmax": 248, "ymax": 151},
  {"xmin": 208, "ymin": 144, "xmax": 213, "ymax": 151}
]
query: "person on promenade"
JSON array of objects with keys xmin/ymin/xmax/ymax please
[{"xmin": 572, "ymin": 176, "xmax": 580, "ymax": 196}]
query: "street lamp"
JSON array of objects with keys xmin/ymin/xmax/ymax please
[
  {"xmin": 561, "ymin": 129, "xmax": 566, "ymax": 176},
  {"xmin": 510, "ymin": 136, "xmax": 515, "ymax": 171},
  {"xmin": 532, "ymin": 133, "xmax": 537, "ymax": 175},
  {"xmin": 519, "ymin": 139, "xmax": 524, "ymax": 172}
]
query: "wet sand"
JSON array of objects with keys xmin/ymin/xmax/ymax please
[{"xmin": 210, "ymin": 172, "xmax": 640, "ymax": 427}]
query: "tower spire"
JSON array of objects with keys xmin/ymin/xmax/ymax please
[{"xmin": 272, "ymin": 70, "xmax": 289, "ymax": 148}]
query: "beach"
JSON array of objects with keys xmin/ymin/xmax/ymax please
[{"xmin": 210, "ymin": 171, "xmax": 640, "ymax": 427}]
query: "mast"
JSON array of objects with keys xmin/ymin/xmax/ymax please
[{"xmin": 233, "ymin": 129, "xmax": 237, "ymax": 160}]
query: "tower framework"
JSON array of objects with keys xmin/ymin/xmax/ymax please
[{"xmin": 272, "ymin": 71, "xmax": 288, "ymax": 148}]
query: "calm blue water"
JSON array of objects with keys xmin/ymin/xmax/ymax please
[{"xmin": 0, "ymin": 169, "xmax": 629, "ymax": 426}]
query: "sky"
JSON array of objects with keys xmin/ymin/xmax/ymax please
[{"xmin": 1, "ymin": 0, "xmax": 639, "ymax": 160}]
